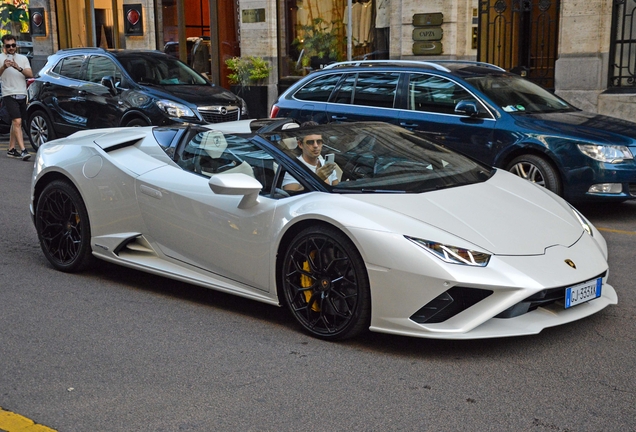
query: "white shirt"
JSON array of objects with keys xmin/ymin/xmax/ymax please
[
  {"xmin": 282, "ymin": 154, "xmax": 338, "ymax": 188},
  {"xmin": 0, "ymin": 53, "xmax": 30, "ymax": 97}
]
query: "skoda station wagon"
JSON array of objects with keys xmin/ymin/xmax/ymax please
[{"xmin": 271, "ymin": 60, "xmax": 636, "ymax": 203}]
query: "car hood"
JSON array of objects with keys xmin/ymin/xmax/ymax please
[
  {"xmin": 345, "ymin": 170, "xmax": 584, "ymax": 256},
  {"xmin": 514, "ymin": 110, "xmax": 636, "ymax": 144},
  {"xmin": 138, "ymin": 84, "xmax": 242, "ymax": 106}
]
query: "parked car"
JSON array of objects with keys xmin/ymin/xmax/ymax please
[
  {"xmin": 270, "ymin": 60, "xmax": 636, "ymax": 203},
  {"xmin": 26, "ymin": 47, "xmax": 248, "ymax": 150},
  {"xmin": 30, "ymin": 119, "xmax": 616, "ymax": 340}
]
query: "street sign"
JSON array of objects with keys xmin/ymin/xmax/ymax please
[
  {"xmin": 412, "ymin": 41, "xmax": 443, "ymax": 56},
  {"xmin": 413, "ymin": 13, "xmax": 443, "ymax": 27},
  {"xmin": 412, "ymin": 27, "xmax": 443, "ymax": 41}
]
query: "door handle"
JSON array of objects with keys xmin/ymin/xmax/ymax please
[
  {"xmin": 331, "ymin": 115, "xmax": 348, "ymax": 121},
  {"xmin": 78, "ymin": 90, "xmax": 87, "ymax": 95},
  {"xmin": 399, "ymin": 122, "xmax": 418, "ymax": 129}
]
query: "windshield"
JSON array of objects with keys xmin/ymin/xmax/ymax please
[
  {"xmin": 116, "ymin": 53, "xmax": 208, "ymax": 86},
  {"xmin": 266, "ymin": 123, "xmax": 493, "ymax": 193},
  {"xmin": 466, "ymin": 74, "xmax": 574, "ymax": 114}
]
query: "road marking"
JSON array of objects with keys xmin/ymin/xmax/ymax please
[
  {"xmin": 598, "ymin": 227, "xmax": 636, "ymax": 235},
  {"xmin": 0, "ymin": 407, "xmax": 57, "ymax": 432}
]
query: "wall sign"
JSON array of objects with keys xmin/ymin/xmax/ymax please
[
  {"xmin": 413, "ymin": 13, "xmax": 443, "ymax": 27},
  {"xmin": 412, "ymin": 27, "xmax": 443, "ymax": 41},
  {"xmin": 242, "ymin": 8, "xmax": 265, "ymax": 23},
  {"xmin": 412, "ymin": 41, "xmax": 443, "ymax": 56},
  {"xmin": 124, "ymin": 4, "xmax": 143, "ymax": 35},
  {"xmin": 29, "ymin": 8, "xmax": 46, "ymax": 36}
]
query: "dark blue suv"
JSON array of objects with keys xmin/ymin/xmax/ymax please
[{"xmin": 271, "ymin": 60, "xmax": 636, "ymax": 203}]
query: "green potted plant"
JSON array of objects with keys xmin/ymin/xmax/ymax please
[
  {"xmin": 294, "ymin": 17, "xmax": 343, "ymax": 70},
  {"xmin": 226, "ymin": 56, "xmax": 271, "ymax": 118},
  {"xmin": 0, "ymin": 1, "xmax": 29, "ymax": 36}
]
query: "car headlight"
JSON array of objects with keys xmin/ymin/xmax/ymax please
[
  {"xmin": 570, "ymin": 205, "xmax": 593, "ymax": 237},
  {"xmin": 156, "ymin": 100, "xmax": 195, "ymax": 118},
  {"xmin": 577, "ymin": 144, "xmax": 633, "ymax": 163},
  {"xmin": 239, "ymin": 97, "xmax": 249, "ymax": 116},
  {"xmin": 405, "ymin": 236, "xmax": 491, "ymax": 267}
]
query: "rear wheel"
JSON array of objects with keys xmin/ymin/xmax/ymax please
[
  {"xmin": 35, "ymin": 180, "xmax": 93, "ymax": 272},
  {"xmin": 281, "ymin": 226, "xmax": 371, "ymax": 340},
  {"xmin": 28, "ymin": 110, "xmax": 56, "ymax": 151},
  {"xmin": 506, "ymin": 154, "xmax": 562, "ymax": 196}
]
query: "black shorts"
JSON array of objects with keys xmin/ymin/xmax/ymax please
[{"xmin": 2, "ymin": 95, "xmax": 27, "ymax": 122}]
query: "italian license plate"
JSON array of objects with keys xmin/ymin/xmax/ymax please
[{"xmin": 565, "ymin": 278, "xmax": 602, "ymax": 308}]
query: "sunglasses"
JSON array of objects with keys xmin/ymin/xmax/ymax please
[
  {"xmin": 4, "ymin": 43, "xmax": 16, "ymax": 48},
  {"xmin": 304, "ymin": 139, "xmax": 323, "ymax": 145}
]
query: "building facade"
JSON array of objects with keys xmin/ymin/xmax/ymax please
[{"xmin": 17, "ymin": 0, "xmax": 636, "ymax": 122}]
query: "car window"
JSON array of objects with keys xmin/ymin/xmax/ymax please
[
  {"xmin": 352, "ymin": 73, "xmax": 400, "ymax": 108},
  {"xmin": 52, "ymin": 55, "xmax": 84, "ymax": 80},
  {"xmin": 177, "ymin": 131, "xmax": 278, "ymax": 196},
  {"xmin": 116, "ymin": 54, "xmax": 207, "ymax": 85},
  {"xmin": 407, "ymin": 74, "xmax": 482, "ymax": 115},
  {"xmin": 293, "ymin": 73, "xmax": 342, "ymax": 102},
  {"xmin": 86, "ymin": 56, "xmax": 122, "ymax": 84},
  {"xmin": 331, "ymin": 73, "xmax": 356, "ymax": 104}
]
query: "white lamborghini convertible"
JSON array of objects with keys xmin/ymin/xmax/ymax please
[{"xmin": 30, "ymin": 119, "xmax": 617, "ymax": 340}]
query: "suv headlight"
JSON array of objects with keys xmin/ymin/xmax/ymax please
[
  {"xmin": 156, "ymin": 100, "xmax": 195, "ymax": 118},
  {"xmin": 577, "ymin": 144, "xmax": 633, "ymax": 163},
  {"xmin": 406, "ymin": 236, "xmax": 491, "ymax": 267}
]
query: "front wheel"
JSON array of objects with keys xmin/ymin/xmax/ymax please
[
  {"xmin": 35, "ymin": 180, "xmax": 94, "ymax": 272},
  {"xmin": 281, "ymin": 226, "xmax": 371, "ymax": 340},
  {"xmin": 28, "ymin": 110, "xmax": 56, "ymax": 151},
  {"xmin": 506, "ymin": 154, "xmax": 562, "ymax": 196},
  {"xmin": 125, "ymin": 118, "xmax": 149, "ymax": 127}
]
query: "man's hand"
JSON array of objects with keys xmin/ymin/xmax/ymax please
[{"xmin": 316, "ymin": 163, "xmax": 336, "ymax": 181}]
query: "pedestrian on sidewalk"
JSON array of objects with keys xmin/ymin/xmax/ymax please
[{"xmin": 0, "ymin": 34, "xmax": 33, "ymax": 161}]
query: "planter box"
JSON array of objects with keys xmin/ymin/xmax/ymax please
[{"xmin": 231, "ymin": 85, "xmax": 269, "ymax": 119}]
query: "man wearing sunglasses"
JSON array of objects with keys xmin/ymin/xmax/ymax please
[
  {"xmin": 1, "ymin": 34, "xmax": 33, "ymax": 161},
  {"xmin": 282, "ymin": 124, "xmax": 339, "ymax": 191}
]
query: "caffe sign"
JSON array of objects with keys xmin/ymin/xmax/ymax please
[{"xmin": 412, "ymin": 27, "xmax": 442, "ymax": 41}]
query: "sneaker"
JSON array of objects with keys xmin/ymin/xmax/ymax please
[
  {"xmin": 7, "ymin": 148, "xmax": 20, "ymax": 158},
  {"xmin": 20, "ymin": 149, "xmax": 31, "ymax": 161}
]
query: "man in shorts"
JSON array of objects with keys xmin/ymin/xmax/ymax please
[{"xmin": 0, "ymin": 34, "xmax": 33, "ymax": 161}]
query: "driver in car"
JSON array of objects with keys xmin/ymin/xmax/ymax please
[{"xmin": 282, "ymin": 130, "xmax": 339, "ymax": 191}]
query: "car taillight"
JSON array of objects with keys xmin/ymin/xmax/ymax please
[
  {"xmin": 269, "ymin": 104, "xmax": 279, "ymax": 118},
  {"xmin": 26, "ymin": 78, "xmax": 35, "ymax": 88}
]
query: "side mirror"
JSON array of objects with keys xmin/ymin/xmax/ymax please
[
  {"xmin": 455, "ymin": 100, "xmax": 479, "ymax": 117},
  {"xmin": 208, "ymin": 173, "xmax": 263, "ymax": 209},
  {"xmin": 101, "ymin": 76, "xmax": 118, "ymax": 95}
]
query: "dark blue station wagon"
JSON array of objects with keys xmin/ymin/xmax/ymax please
[{"xmin": 271, "ymin": 60, "xmax": 636, "ymax": 203}]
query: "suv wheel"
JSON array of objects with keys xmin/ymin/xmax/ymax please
[
  {"xmin": 28, "ymin": 110, "xmax": 56, "ymax": 151},
  {"xmin": 507, "ymin": 154, "xmax": 562, "ymax": 196},
  {"xmin": 125, "ymin": 118, "xmax": 149, "ymax": 127}
]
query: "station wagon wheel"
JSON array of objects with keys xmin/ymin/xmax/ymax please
[
  {"xmin": 507, "ymin": 154, "xmax": 562, "ymax": 196},
  {"xmin": 28, "ymin": 109, "xmax": 56, "ymax": 151},
  {"xmin": 35, "ymin": 180, "xmax": 93, "ymax": 273},
  {"xmin": 281, "ymin": 226, "xmax": 371, "ymax": 340}
]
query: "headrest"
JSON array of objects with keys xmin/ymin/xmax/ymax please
[
  {"xmin": 199, "ymin": 131, "xmax": 228, "ymax": 158},
  {"xmin": 281, "ymin": 137, "xmax": 298, "ymax": 150},
  {"xmin": 281, "ymin": 123, "xmax": 300, "ymax": 130}
]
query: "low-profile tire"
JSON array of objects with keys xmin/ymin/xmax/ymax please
[
  {"xmin": 35, "ymin": 180, "xmax": 93, "ymax": 273},
  {"xmin": 281, "ymin": 225, "xmax": 371, "ymax": 340},
  {"xmin": 28, "ymin": 110, "xmax": 56, "ymax": 151},
  {"xmin": 125, "ymin": 118, "xmax": 149, "ymax": 127},
  {"xmin": 506, "ymin": 154, "xmax": 562, "ymax": 196}
]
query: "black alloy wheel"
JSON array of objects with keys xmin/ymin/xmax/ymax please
[
  {"xmin": 28, "ymin": 110, "xmax": 56, "ymax": 151},
  {"xmin": 506, "ymin": 154, "xmax": 562, "ymax": 196},
  {"xmin": 35, "ymin": 180, "xmax": 93, "ymax": 272},
  {"xmin": 281, "ymin": 226, "xmax": 371, "ymax": 340},
  {"xmin": 125, "ymin": 118, "xmax": 150, "ymax": 127}
]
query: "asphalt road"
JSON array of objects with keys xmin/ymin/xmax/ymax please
[{"xmin": 1, "ymin": 144, "xmax": 635, "ymax": 431}]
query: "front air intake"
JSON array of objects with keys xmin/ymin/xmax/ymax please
[{"xmin": 410, "ymin": 287, "xmax": 493, "ymax": 324}]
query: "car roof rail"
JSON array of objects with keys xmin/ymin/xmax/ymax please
[
  {"xmin": 431, "ymin": 60, "xmax": 506, "ymax": 71},
  {"xmin": 57, "ymin": 47, "xmax": 108, "ymax": 54},
  {"xmin": 322, "ymin": 60, "xmax": 507, "ymax": 73},
  {"xmin": 323, "ymin": 60, "xmax": 452, "ymax": 72}
]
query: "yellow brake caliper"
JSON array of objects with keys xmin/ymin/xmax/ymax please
[{"xmin": 301, "ymin": 251, "xmax": 320, "ymax": 312}]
